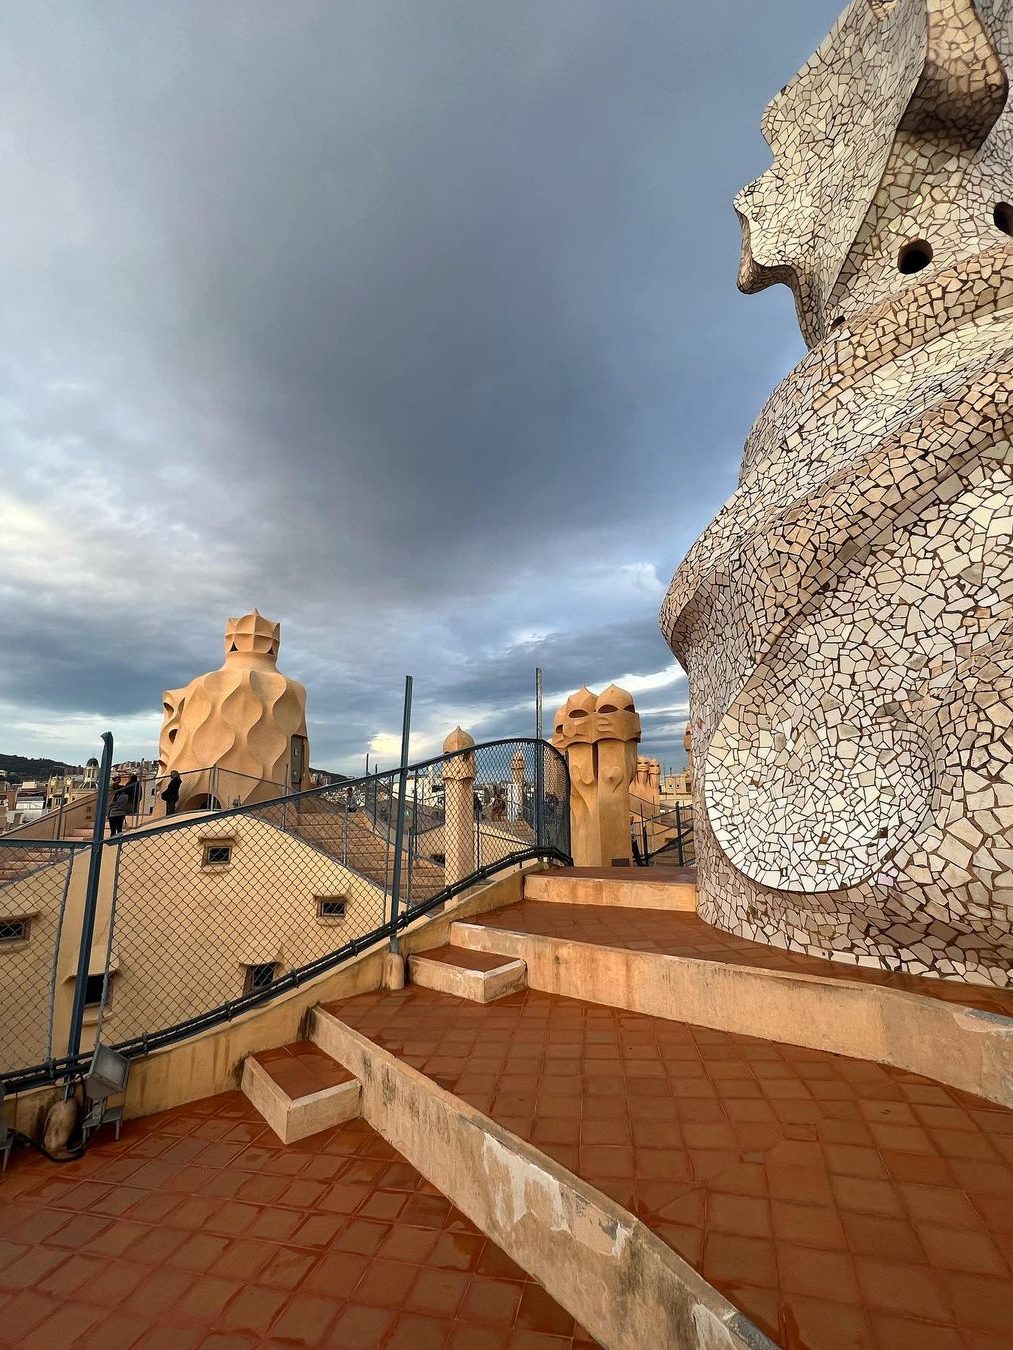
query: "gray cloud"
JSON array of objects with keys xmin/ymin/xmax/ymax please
[{"xmin": 0, "ymin": 0, "xmax": 842, "ymax": 771}]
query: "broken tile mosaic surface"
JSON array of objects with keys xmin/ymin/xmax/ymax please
[{"xmin": 661, "ymin": 0, "xmax": 1013, "ymax": 987}]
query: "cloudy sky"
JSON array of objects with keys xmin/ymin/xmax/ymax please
[{"xmin": 1, "ymin": 0, "xmax": 843, "ymax": 774}]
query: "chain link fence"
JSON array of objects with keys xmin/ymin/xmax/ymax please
[
  {"xmin": 630, "ymin": 798, "xmax": 695, "ymax": 866},
  {"xmin": 0, "ymin": 738, "xmax": 569, "ymax": 1087},
  {"xmin": 0, "ymin": 841, "xmax": 83, "ymax": 1075}
]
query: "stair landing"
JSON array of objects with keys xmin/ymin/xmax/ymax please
[
  {"xmin": 0, "ymin": 1089, "xmax": 593, "ymax": 1347},
  {"xmin": 242, "ymin": 1040, "xmax": 361, "ymax": 1144},
  {"xmin": 467, "ymin": 900, "xmax": 1013, "ymax": 1019},
  {"xmin": 527, "ymin": 865, "xmax": 696, "ymax": 910},
  {"xmin": 409, "ymin": 944, "xmax": 526, "ymax": 1003}
]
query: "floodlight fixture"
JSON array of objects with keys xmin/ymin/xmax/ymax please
[
  {"xmin": 85, "ymin": 1042, "xmax": 131, "ymax": 1099},
  {"xmin": 81, "ymin": 1042, "xmax": 131, "ymax": 1144}
]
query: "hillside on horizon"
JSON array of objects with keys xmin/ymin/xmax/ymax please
[{"xmin": 0, "ymin": 753, "xmax": 74, "ymax": 784}]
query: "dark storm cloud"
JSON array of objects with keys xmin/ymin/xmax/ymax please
[{"xmin": 0, "ymin": 0, "xmax": 844, "ymax": 767}]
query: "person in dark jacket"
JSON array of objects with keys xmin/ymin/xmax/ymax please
[
  {"xmin": 107, "ymin": 787, "xmax": 131, "ymax": 836},
  {"xmin": 161, "ymin": 771, "xmax": 182, "ymax": 817},
  {"xmin": 124, "ymin": 773, "xmax": 141, "ymax": 812}
]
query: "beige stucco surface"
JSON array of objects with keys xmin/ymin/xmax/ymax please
[
  {"xmin": 240, "ymin": 1054, "xmax": 362, "ymax": 1143},
  {"xmin": 524, "ymin": 870, "xmax": 697, "ymax": 910}
]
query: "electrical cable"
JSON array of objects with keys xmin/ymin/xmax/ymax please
[{"xmin": 6, "ymin": 1071, "xmax": 93, "ymax": 1165}]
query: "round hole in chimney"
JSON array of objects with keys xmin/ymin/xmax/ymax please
[
  {"xmin": 897, "ymin": 239, "xmax": 933, "ymax": 274},
  {"xmin": 994, "ymin": 202, "xmax": 1013, "ymax": 236}
]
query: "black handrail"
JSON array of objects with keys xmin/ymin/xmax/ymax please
[{"xmin": 1, "ymin": 737, "xmax": 570, "ymax": 1092}]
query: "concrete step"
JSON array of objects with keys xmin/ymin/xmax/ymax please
[
  {"xmin": 408, "ymin": 943, "xmax": 526, "ymax": 1002},
  {"xmin": 525, "ymin": 866, "xmax": 697, "ymax": 910},
  {"xmin": 241, "ymin": 1039, "xmax": 362, "ymax": 1144},
  {"xmin": 447, "ymin": 902, "xmax": 1013, "ymax": 1109}
]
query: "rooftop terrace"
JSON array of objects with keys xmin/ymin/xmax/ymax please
[
  {"xmin": 2, "ymin": 864, "xmax": 1011, "ymax": 1350},
  {"xmin": 0, "ymin": 1091, "xmax": 591, "ymax": 1349}
]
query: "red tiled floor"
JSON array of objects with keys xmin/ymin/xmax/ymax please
[
  {"xmin": 0, "ymin": 1093, "xmax": 591, "ymax": 1349},
  {"xmin": 325, "ymin": 983, "xmax": 1013, "ymax": 1348},
  {"xmin": 471, "ymin": 899, "xmax": 1013, "ymax": 1016}
]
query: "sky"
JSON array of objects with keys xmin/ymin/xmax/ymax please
[{"xmin": 0, "ymin": 0, "xmax": 844, "ymax": 775}]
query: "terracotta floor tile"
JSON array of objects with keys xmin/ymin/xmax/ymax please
[
  {"xmin": 3, "ymin": 1291, "xmax": 63, "ymax": 1339},
  {"xmin": 81, "ymin": 1259, "xmax": 152, "ymax": 1306},
  {"xmin": 459, "ymin": 1276, "xmax": 525, "ymax": 1327},
  {"xmin": 0, "ymin": 1245, "xmax": 66, "ymax": 1291},
  {"xmin": 704, "ymin": 1232, "xmax": 778, "ymax": 1289},
  {"xmin": 406, "ymin": 1269, "xmax": 471, "ymax": 1317},
  {"xmin": 515, "ymin": 1283, "xmax": 575, "ymax": 1338},
  {"xmin": 938, "ymin": 1270, "xmax": 1013, "ymax": 1333},
  {"xmin": 351, "ymin": 1258, "xmax": 419, "ymax": 1308},
  {"xmin": 707, "ymin": 1193, "xmax": 771, "ymax": 1239},
  {"xmin": 840, "ymin": 1212, "xmax": 925, "ymax": 1261},
  {"xmin": 171, "ymin": 1233, "xmax": 231, "ymax": 1272},
  {"xmin": 831, "ymin": 1175, "xmax": 905, "ymax": 1217},
  {"xmin": 384, "ymin": 1312, "xmax": 452, "ymax": 1349},
  {"xmin": 854, "ymin": 1256, "xmax": 952, "ymax": 1321},
  {"xmin": 252, "ymin": 1247, "xmax": 314, "ymax": 1293},
  {"xmin": 918, "ymin": 1222, "xmax": 1008, "ymax": 1275},
  {"xmin": 445, "ymin": 1323, "xmax": 511, "ymax": 1350},
  {"xmin": 123, "ymin": 1265, "xmax": 196, "ymax": 1316},
  {"xmin": 266, "ymin": 1292, "xmax": 342, "ymax": 1345},
  {"xmin": 215, "ymin": 1283, "xmax": 290, "ymax": 1335},
  {"xmin": 508, "ymin": 1333, "xmax": 574, "ymax": 1349},
  {"xmin": 303, "ymin": 1250, "xmax": 370, "ymax": 1299},
  {"xmin": 898, "ymin": 1183, "xmax": 983, "ymax": 1228},
  {"xmin": 379, "ymin": 1225, "xmax": 440, "ymax": 1266},
  {"xmin": 329, "ymin": 1218, "xmax": 388, "ymax": 1256},
  {"xmin": 779, "ymin": 1297, "xmax": 873, "ymax": 1350},
  {"xmin": 426, "ymin": 1232, "xmax": 485, "ymax": 1273},
  {"xmin": 75, "ymin": 1310, "xmax": 150, "ymax": 1350},
  {"xmin": 870, "ymin": 1313, "xmax": 964, "ymax": 1350},
  {"xmin": 135, "ymin": 1324, "xmax": 203, "ymax": 1349},
  {"xmin": 177, "ymin": 1274, "xmax": 243, "ymax": 1323}
]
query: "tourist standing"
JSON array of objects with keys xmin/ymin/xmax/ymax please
[
  {"xmin": 161, "ymin": 771, "xmax": 182, "ymax": 817},
  {"xmin": 107, "ymin": 787, "xmax": 131, "ymax": 836}
]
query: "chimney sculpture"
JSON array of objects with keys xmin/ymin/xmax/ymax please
[
  {"xmin": 661, "ymin": 0, "xmax": 1013, "ymax": 985},
  {"xmin": 442, "ymin": 727, "xmax": 477, "ymax": 886},
  {"xmin": 552, "ymin": 685, "xmax": 641, "ymax": 866},
  {"xmin": 159, "ymin": 610, "xmax": 309, "ymax": 812}
]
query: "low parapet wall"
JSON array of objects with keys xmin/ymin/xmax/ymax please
[
  {"xmin": 4, "ymin": 867, "xmax": 533, "ymax": 1138},
  {"xmin": 313, "ymin": 1006, "xmax": 771, "ymax": 1350}
]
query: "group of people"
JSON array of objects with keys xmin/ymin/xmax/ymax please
[{"xmin": 106, "ymin": 769, "xmax": 183, "ymax": 836}]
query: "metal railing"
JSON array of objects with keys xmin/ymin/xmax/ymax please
[
  {"xmin": 631, "ymin": 799, "xmax": 694, "ymax": 867},
  {"xmin": 0, "ymin": 737, "xmax": 569, "ymax": 1091},
  {"xmin": 1, "ymin": 765, "xmax": 291, "ymax": 842}
]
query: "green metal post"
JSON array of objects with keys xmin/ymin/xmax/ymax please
[
  {"xmin": 388, "ymin": 677, "xmax": 413, "ymax": 950},
  {"xmin": 68, "ymin": 732, "xmax": 113, "ymax": 1059}
]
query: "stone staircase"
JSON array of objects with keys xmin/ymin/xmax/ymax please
[
  {"xmin": 236, "ymin": 860, "xmax": 1013, "ymax": 1349},
  {"xmin": 287, "ymin": 805, "xmax": 446, "ymax": 901},
  {"xmin": 0, "ymin": 846, "xmax": 61, "ymax": 887}
]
